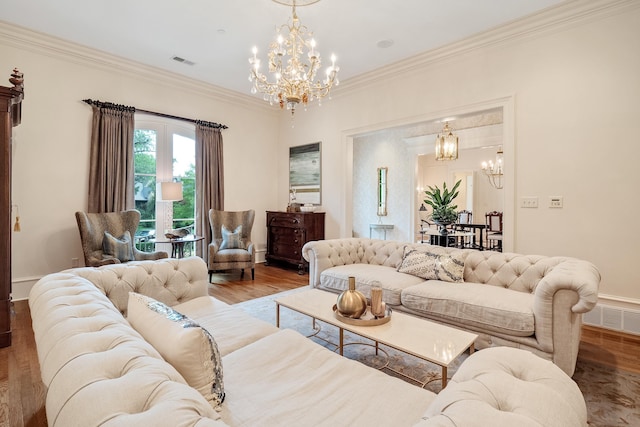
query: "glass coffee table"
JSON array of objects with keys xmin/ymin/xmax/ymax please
[{"xmin": 276, "ymin": 288, "xmax": 477, "ymax": 388}]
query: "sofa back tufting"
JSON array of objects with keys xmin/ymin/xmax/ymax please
[
  {"xmin": 70, "ymin": 257, "xmax": 209, "ymax": 316},
  {"xmin": 463, "ymin": 251, "xmax": 568, "ymax": 293},
  {"xmin": 306, "ymin": 238, "xmax": 599, "ymax": 300}
]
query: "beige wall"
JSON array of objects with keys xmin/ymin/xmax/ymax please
[
  {"xmin": 1, "ymin": 23, "xmax": 281, "ymax": 299},
  {"xmin": 275, "ymin": 1, "xmax": 640, "ymax": 306}
]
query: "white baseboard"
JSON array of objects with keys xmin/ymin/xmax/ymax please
[
  {"xmin": 255, "ymin": 248, "xmax": 266, "ymax": 264},
  {"xmin": 583, "ymin": 296, "xmax": 640, "ymax": 336},
  {"xmin": 11, "ymin": 276, "xmax": 41, "ymax": 301}
]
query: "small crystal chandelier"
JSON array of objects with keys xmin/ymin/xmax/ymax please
[
  {"xmin": 249, "ymin": 0, "xmax": 339, "ymax": 116},
  {"xmin": 434, "ymin": 122, "xmax": 458, "ymax": 161},
  {"xmin": 481, "ymin": 146, "xmax": 504, "ymax": 189}
]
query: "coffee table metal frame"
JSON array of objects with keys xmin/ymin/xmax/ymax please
[{"xmin": 275, "ymin": 289, "xmax": 477, "ymax": 388}]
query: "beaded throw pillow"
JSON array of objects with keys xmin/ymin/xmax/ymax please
[
  {"xmin": 127, "ymin": 292, "xmax": 225, "ymax": 409},
  {"xmin": 397, "ymin": 246, "xmax": 466, "ymax": 283},
  {"xmin": 220, "ymin": 225, "xmax": 243, "ymax": 250},
  {"xmin": 102, "ymin": 230, "xmax": 134, "ymax": 262}
]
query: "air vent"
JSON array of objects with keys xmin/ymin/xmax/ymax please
[{"xmin": 171, "ymin": 56, "xmax": 195, "ymax": 66}]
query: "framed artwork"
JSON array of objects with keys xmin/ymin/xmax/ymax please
[{"xmin": 289, "ymin": 142, "xmax": 321, "ymax": 205}]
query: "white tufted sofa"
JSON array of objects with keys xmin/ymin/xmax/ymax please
[
  {"xmin": 302, "ymin": 238, "xmax": 601, "ymax": 376},
  {"xmin": 29, "ymin": 256, "xmax": 588, "ymax": 426}
]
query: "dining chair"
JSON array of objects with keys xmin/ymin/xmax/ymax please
[
  {"xmin": 485, "ymin": 211, "xmax": 503, "ymax": 251},
  {"xmin": 451, "ymin": 210, "xmax": 473, "ymax": 248}
]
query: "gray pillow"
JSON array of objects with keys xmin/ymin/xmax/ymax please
[
  {"xmin": 220, "ymin": 225, "xmax": 243, "ymax": 250},
  {"xmin": 103, "ymin": 230, "xmax": 134, "ymax": 262},
  {"xmin": 397, "ymin": 246, "xmax": 465, "ymax": 283}
]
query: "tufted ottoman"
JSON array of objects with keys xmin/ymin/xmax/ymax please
[{"xmin": 415, "ymin": 346, "xmax": 587, "ymax": 427}]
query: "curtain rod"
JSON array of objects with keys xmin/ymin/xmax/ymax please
[{"xmin": 82, "ymin": 99, "xmax": 228, "ymax": 130}]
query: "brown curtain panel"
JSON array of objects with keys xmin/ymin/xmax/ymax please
[
  {"xmin": 87, "ymin": 103, "xmax": 135, "ymax": 213},
  {"xmin": 195, "ymin": 122, "xmax": 224, "ymax": 257}
]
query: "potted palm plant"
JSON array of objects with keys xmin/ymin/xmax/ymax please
[{"xmin": 423, "ymin": 180, "xmax": 461, "ymax": 235}]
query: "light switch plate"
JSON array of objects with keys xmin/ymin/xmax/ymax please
[{"xmin": 520, "ymin": 197, "xmax": 538, "ymax": 208}]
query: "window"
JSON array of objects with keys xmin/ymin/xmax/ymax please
[{"xmin": 134, "ymin": 117, "xmax": 196, "ymax": 251}]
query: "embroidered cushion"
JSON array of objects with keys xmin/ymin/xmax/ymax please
[
  {"xmin": 397, "ymin": 246, "xmax": 465, "ymax": 283},
  {"xmin": 127, "ymin": 292, "xmax": 225, "ymax": 409},
  {"xmin": 220, "ymin": 225, "xmax": 243, "ymax": 250},
  {"xmin": 102, "ymin": 230, "xmax": 134, "ymax": 262}
]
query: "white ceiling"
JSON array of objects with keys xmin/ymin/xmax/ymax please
[{"xmin": 2, "ymin": 0, "xmax": 566, "ymax": 98}]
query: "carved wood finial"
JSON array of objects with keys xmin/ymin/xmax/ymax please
[{"xmin": 9, "ymin": 68, "xmax": 24, "ymax": 90}]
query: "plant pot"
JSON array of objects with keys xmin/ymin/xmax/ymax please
[{"xmin": 433, "ymin": 220, "xmax": 454, "ymax": 236}]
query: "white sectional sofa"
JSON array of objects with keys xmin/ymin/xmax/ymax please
[
  {"xmin": 29, "ymin": 257, "xmax": 588, "ymax": 426},
  {"xmin": 302, "ymin": 238, "xmax": 601, "ymax": 376}
]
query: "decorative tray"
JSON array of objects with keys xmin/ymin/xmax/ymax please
[{"xmin": 332, "ymin": 304, "xmax": 392, "ymax": 326}]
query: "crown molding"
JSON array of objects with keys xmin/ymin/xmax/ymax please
[
  {"xmin": 0, "ymin": 20, "xmax": 275, "ymax": 115},
  {"xmin": 336, "ymin": 0, "xmax": 639, "ymax": 97}
]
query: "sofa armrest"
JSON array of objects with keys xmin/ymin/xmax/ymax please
[
  {"xmin": 302, "ymin": 238, "xmax": 363, "ymax": 287},
  {"xmin": 532, "ymin": 259, "xmax": 600, "ymax": 374},
  {"xmin": 29, "ymin": 273, "xmax": 226, "ymax": 427},
  {"xmin": 533, "ymin": 259, "xmax": 600, "ymax": 315}
]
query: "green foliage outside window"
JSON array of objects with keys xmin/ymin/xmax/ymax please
[{"xmin": 133, "ymin": 128, "xmax": 197, "ymax": 245}]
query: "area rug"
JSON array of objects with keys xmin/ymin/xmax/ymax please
[{"xmin": 235, "ymin": 288, "xmax": 640, "ymax": 427}]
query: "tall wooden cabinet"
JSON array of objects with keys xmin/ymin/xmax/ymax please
[
  {"xmin": 0, "ymin": 69, "xmax": 24, "ymax": 348},
  {"xmin": 265, "ymin": 211, "xmax": 325, "ymax": 274}
]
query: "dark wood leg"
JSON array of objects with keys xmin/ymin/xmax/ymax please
[
  {"xmin": 251, "ymin": 268, "xmax": 255, "ymax": 280},
  {"xmin": 241, "ymin": 269, "xmax": 245, "ymax": 278}
]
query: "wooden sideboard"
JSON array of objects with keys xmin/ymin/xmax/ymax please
[
  {"xmin": 265, "ymin": 211, "xmax": 325, "ymax": 274},
  {"xmin": 0, "ymin": 69, "xmax": 24, "ymax": 348}
]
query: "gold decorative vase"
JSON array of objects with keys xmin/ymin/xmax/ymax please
[{"xmin": 336, "ymin": 277, "xmax": 367, "ymax": 319}]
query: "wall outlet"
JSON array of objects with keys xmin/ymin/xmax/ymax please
[
  {"xmin": 549, "ymin": 196, "xmax": 563, "ymax": 208},
  {"xmin": 520, "ymin": 197, "xmax": 538, "ymax": 208},
  {"xmin": 71, "ymin": 257, "xmax": 79, "ymax": 268}
]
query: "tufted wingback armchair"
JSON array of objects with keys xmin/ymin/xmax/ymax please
[
  {"xmin": 208, "ymin": 209, "xmax": 255, "ymax": 282},
  {"xmin": 75, "ymin": 210, "xmax": 168, "ymax": 267}
]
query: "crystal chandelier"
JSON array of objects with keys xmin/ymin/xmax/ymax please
[
  {"xmin": 249, "ymin": 0, "xmax": 339, "ymax": 116},
  {"xmin": 434, "ymin": 122, "xmax": 458, "ymax": 161},
  {"xmin": 481, "ymin": 146, "xmax": 504, "ymax": 189}
]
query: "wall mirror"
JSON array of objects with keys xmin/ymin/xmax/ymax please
[{"xmin": 377, "ymin": 167, "xmax": 388, "ymax": 216}]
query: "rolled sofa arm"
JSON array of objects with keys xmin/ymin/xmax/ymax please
[
  {"xmin": 302, "ymin": 238, "xmax": 364, "ymax": 287},
  {"xmin": 29, "ymin": 269, "xmax": 226, "ymax": 427},
  {"xmin": 534, "ymin": 259, "xmax": 600, "ymax": 314},
  {"xmin": 532, "ymin": 258, "xmax": 600, "ymax": 367}
]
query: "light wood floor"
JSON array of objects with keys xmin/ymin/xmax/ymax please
[{"xmin": 1, "ymin": 263, "xmax": 638, "ymax": 426}]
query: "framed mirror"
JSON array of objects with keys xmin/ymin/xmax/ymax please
[{"xmin": 377, "ymin": 167, "xmax": 388, "ymax": 216}]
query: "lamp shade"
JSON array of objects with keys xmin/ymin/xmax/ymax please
[{"xmin": 157, "ymin": 182, "xmax": 183, "ymax": 201}]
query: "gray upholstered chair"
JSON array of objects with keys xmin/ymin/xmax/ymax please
[
  {"xmin": 208, "ymin": 209, "xmax": 255, "ymax": 282},
  {"xmin": 75, "ymin": 209, "xmax": 168, "ymax": 267}
]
